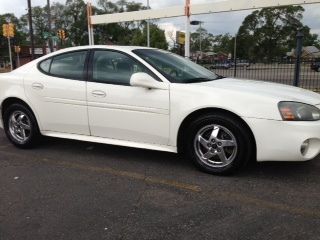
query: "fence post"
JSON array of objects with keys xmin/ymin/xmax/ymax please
[
  {"xmin": 294, "ymin": 31, "xmax": 304, "ymax": 87},
  {"xmin": 233, "ymin": 34, "xmax": 237, "ymax": 78}
]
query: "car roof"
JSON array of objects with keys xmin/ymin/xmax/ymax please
[
  {"xmin": 12, "ymin": 45, "xmax": 157, "ymax": 73},
  {"xmin": 52, "ymin": 45, "xmax": 153, "ymax": 54},
  {"xmin": 36, "ymin": 45, "xmax": 155, "ymax": 63}
]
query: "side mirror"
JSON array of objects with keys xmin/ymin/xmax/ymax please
[{"xmin": 130, "ymin": 72, "xmax": 168, "ymax": 90}]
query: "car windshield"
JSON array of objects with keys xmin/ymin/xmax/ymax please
[{"xmin": 133, "ymin": 49, "xmax": 221, "ymax": 83}]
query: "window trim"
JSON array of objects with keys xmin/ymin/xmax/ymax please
[
  {"xmin": 37, "ymin": 50, "xmax": 90, "ymax": 81},
  {"xmin": 87, "ymin": 49, "xmax": 162, "ymax": 86}
]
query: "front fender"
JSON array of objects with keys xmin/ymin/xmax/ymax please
[{"xmin": 168, "ymin": 83, "xmax": 281, "ymax": 147}]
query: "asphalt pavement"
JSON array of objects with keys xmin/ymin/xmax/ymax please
[{"xmin": 0, "ymin": 129, "xmax": 320, "ymax": 240}]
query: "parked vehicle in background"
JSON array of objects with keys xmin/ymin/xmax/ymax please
[
  {"xmin": 209, "ymin": 62, "xmax": 231, "ymax": 69},
  {"xmin": 232, "ymin": 59, "xmax": 250, "ymax": 68},
  {"xmin": 311, "ymin": 61, "xmax": 320, "ymax": 72}
]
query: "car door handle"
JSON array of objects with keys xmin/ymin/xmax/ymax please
[
  {"xmin": 91, "ymin": 90, "xmax": 106, "ymax": 98},
  {"xmin": 32, "ymin": 82, "xmax": 44, "ymax": 90}
]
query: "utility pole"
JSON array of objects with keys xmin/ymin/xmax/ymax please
[
  {"xmin": 8, "ymin": 36, "xmax": 12, "ymax": 71},
  {"xmin": 27, "ymin": 0, "xmax": 35, "ymax": 59},
  {"xmin": 3, "ymin": 20, "xmax": 14, "ymax": 71},
  {"xmin": 87, "ymin": 1, "xmax": 94, "ymax": 45},
  {"xmin": 47, "ymin": 0, "xmax": 53, "ymax": 53},
  {"xmin": 147, "ymin": 0, "xmax": 150, "ymax": 47}
]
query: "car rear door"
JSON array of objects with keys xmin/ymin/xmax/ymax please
[
  {"xmin": 86, "ymin": 49, "xmax": 170, "ymax": 145},
  {"xmin": 24, "ymin": 50, "xmax": 90, "ymax": 135}
]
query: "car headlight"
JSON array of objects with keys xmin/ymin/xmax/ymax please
[{"xmin": 278, "ymin": 101, "xmax": 320, "ymax": 121}]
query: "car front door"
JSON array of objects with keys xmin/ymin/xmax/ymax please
[
  {"xmin": 24, "ymin": 50, "xmax": 90, "ymax": 135},
  {"xmin": 87, "ymin": 49, "xmax": 170, "ymax": 145}
]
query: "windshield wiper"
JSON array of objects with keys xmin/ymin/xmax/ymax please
[{"xmin": 216, "ymin": 75, "xmax": 225, "ymax": 79}]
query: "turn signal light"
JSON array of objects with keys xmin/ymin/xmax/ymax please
[{"xmin": 279, "ymin": 107, "xmax": 295, "ymax": 121}]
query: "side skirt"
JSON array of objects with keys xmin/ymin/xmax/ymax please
[{"xmin": 41, "ymin": 131, "xmax": 178, "ymax": 153}]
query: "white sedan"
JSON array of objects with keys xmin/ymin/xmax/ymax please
[{"xmin": 1, "ymin": 46, "xmax": 320, "ymax": 174}]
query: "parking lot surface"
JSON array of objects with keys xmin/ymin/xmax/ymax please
[{"xmin": 0, "ymin": 129, "xmax": 320, "ymax": 240}]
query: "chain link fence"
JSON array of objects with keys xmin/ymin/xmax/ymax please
[{"xmin": 200, "ymin": 59, "xmax": 320, "ymax": 92}]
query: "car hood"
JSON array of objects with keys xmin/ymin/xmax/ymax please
[{"xmin": 194, "ymin": 78, "xmax": 320, "ymax": 105}]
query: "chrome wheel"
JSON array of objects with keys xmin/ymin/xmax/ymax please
[
  {"xmin": 194, "ymin": 124, "xmax": 237, "ymax": 168},
  {"xmin": 8, "ymin": 111, "xmax": 32, "ymax": 144}
]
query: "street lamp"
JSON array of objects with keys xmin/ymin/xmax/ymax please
[{"xmin": 190, "ymin": 20, "xmax": 204, "ymax": 58}]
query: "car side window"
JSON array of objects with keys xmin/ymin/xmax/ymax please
[
  {"xmin": 92, "ymin": 50, "xmax": 154, "ymax": 85},
  {"xmin": 39, "ymin": 58, "xmax": 51, "ymax": 73},
  {"xmin": 49, "ymin": 51, "xmax": 87, "ymax": 80}
]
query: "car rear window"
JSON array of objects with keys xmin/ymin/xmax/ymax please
[{"xmin": 38, "ymin": 50, "xmax": 88, "ymax": 80}]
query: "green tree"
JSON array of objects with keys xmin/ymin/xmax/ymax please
[
  {"xmin": 97, "ymin": 0, "xmax": 119, "ymax": 13},
  {"xmin": 190, "ymin": 27, "xmax": 213, "ymax": 52},
  {"xmin": 51, "ymin": 2, "xmax": 70, "ymax": 30},
  {"xmin": 95, "ymin": 0, "xmax": 134, "ymax": 45},
  {"xmin": 65, "ymin": 0, "xmax": 88, "ymax": 46},
  {"xmin": 95, "ymin": 0, "xmax": 167, "ymax": 48},
  {"xmin": 212, "ymin": 34, "xmax": 233, "ymax": 54},
  {"xmin": 32, "ymin": 6, "xmax": 49, "ymax": 45},
  {"xmin": 237, "ymin": 6, "xmax": 319, "ymax": 61},
  {"xmin": 117, "ymin": 0, "xmax": 127, "ymax": 12},
  {"xmin": 131, "ymin": 24, "xmax": 168, "ymax": 49}
]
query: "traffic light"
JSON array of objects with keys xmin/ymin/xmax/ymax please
[
  {"xmin": 14, "ymin": 45, "xmax": 21, "ymax": 53},
  {"xmin": 61, "ymin": 30, "xmax": 65, "ymax": 40},
  {"xmin": 2, "ymin": 24, "xmax": 15, "ymax": 38},
  {"xmin": 2, "ymin": 24, "xmax": 8, "ymax": 37},
  {"xmin": 57, "ymin": 29, "xmax": 66, "ymax": 40},
  {"xmin": 8, "ymin": 23, "xmax": 14, "ymax": 38}
]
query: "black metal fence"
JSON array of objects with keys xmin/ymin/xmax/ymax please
[{"xmin": 200, "ymin": 59, "xmax": 320, "ymax": 92}]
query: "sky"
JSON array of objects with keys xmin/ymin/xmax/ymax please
[{"xmin": 1, "ymin": 0, "xmax": 320, "ymax": 43}]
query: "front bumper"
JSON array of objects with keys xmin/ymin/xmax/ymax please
[{"xmin": 244, "ymin": 117, "xmax": 320, "ymax": 162}]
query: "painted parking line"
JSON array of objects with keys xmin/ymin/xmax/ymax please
[{"xmin": 1, "ymin": 148, "xmax": 320, "ymax": 218}]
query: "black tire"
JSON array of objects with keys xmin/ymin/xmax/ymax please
[
  {"xmin": 317, "ymin": 67, "xmax": 320, "ymax": 72},
  {"xmin": 3, "ymin": 103, "xmax": 40, "ymax": 149},
  {"xmin": 184, "ymin": 113, "xmax": 254, "ymax": 175}
]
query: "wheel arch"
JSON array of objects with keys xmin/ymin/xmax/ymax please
[
  {"xmin": 177, "ymin": 107, "xmax": 257, "ymax": 158},
  {"xmin": 1, "ymin": 97, "xmax": 40, "ymax": 128}
]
